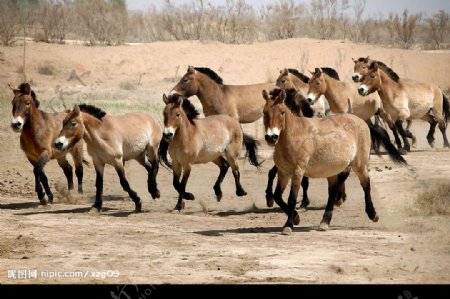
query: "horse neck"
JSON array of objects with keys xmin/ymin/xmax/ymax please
[
  {"xmin": 278, "ymin": 108, "xmax": 307, "ymax": 145},
  {"xmin": 196, "ymin": 75, "xmax": 224, "ymax": 115},
  {"xmin": 174, "ymin": 115, "xmax": 196, "ymax": 145},
  {"xmin": 80, "ymin": 112, "xmax": 103, "ymax": 144},
  {"xmin": 22, "ymin": 107, "xmax": 45, "ymax": 136},
  {"xmin": 291, "ymin": 76, "xmax": 309, "ymax": 94},
  {"xmin": 376, "ymin": 70, "xmax": 397, "ymax": 100},
  {"xmin": 322, "ymin": 75, "xmax": 350, "ymax": 113}
]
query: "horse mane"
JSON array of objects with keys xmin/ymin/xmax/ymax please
[
  {"xmin": 320, "ymin": 67, "xmax": 340, "ymax": 80},
  {"xmin": 18, "ymin": 83, "xmax": 40, "ymax": 108},
  {"xmin": 269, "ymin": 88, "xmax": 284, "ymax": 99},
  {"xmin": 181, "ymin": 99, "xmax": 200, "ymax": 122},
  {"xmin": 78, "ymin": 104, "xmax": 107, "ymax": 120},
  {"xmin": 369, "ymin": 61, "xmax": 400, "ymax": 83},
  {"xmin": 284, "ymin": 88, "xmax": 314, "ymax": 118},
  {"xmin": 194, "ymin": 67, "xmax": 224, "ymax": 85},
  {"xmin": 287, "ymin": 69, "xmax": 309, "ymax": 84}
]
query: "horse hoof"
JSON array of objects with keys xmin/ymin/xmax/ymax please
[
  {"xmin": 39, "ymin": 199, "xmax": 48, "ymax": 205},
  {"xmin": 266, "ymin": 198, "xmax": 274, "ymax": 208},
  {"xmin": 172, "ymin": 209, "xmax": 180, "ymax": 214},
  {"xmin": 184, "ymin": 193, "xmax": 195, "ymax": 200},
  {"xmin": 134, "ymin": 203, "xmax": 142, "ymax": 213},
  {"xmin": 216, "ymin": 194, "xmax": 222, "ymax": 202},
  {"xmin": 318, "ymin": 222, "xmax": 329, "ymax": 231},
  {"xmin": 334, "ymin": 199, "xmax": 344, "ymax": 207},
  {"xmin": 151, "ymin": 190, "xmax": 160, "ymax": 199},
  {"xmin": 398, "ymin": 148, "xmax": 407, "ymax": 155},
  {"xmin": 236, "ymin": 190, "xmax": 247, "ymax": 197},
  {"xmin": 300, "ymin": 201, "xmax": 309, "ymax": 209},
  {"xmin": 89, "ymin": 207, "xmax": 101, "ymax": 214},
  {"xmin": 372, "ymin": 213, "xmax": 379, "ymax": 223},
  {"xmin": 281, "ymin": 227, "xmax": 292, "ymax": 235},
  {"xmin": 294, "ymin": 213, "xmax": 300, "ymax": 225}
]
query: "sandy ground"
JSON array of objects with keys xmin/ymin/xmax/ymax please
[{"xmin": 0, "ymin": 38, "xmax": 449, "ymax": 284}]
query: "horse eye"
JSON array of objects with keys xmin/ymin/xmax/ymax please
[
  {"xmin": 316, "ymin": 82, "xmax": 320, "ymax": 85},
  {"xmin": 362, "ymin": 66, "xmax": 366, "ymax": 69},
  {"xmin": 281, "ymin": 79, "xmax": 286, "ymax": 84},
  {"xmin": 71, "ymin": 121, "xmax": 77, "ymax": 127},
  {"xmin": 26, "ymin": 101, "xmax": 30, "ymax": 106},
  {"xmin": 176, "ymin": 112, "xmax": 181, "ymax": 117},
  {"xmin": 281, "ymin": 111, "xmax": 285, "ymax": 116},
  {"xmin": 183, "ymin": 79, "xmax": 189, "ymax": 83},
  {"xmin": 370, "ymin": 74, "xmax": 375, "ymax": 79}
]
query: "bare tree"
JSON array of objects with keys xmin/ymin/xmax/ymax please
[
  {"xmin": 261, "ymin": 0, "xmax": 306, "ymax": 40},
  {"xmin": 0, "ymin": 1, "xmax": 20, "ymax": 46},
  {"xmin": 352, "ymin": 0, "xmax": 366, "ymax": 41},
  {"xmin": 310, "ymin": 0, "xmax": 349, "ymax": 39},
  {"xmin": 388, "ymin": 9, "xmax": 422, "ymax": 49},
  {"xmin": 426, "ymin": 10, "xmax": 449, "ymax": 50}
]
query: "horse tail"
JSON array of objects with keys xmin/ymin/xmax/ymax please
[
  {"xmin": 243, "ymin": 133, "xmax": 263, "ymax": 169},
  {"xmin": 368, "ymin": 122, "xmax": 407, "ymax": 165},
  {"xmin": 158, "ymin": 138, "xmax": 172, "ymax": 171},
  {"xmin": 442, "ymin": 92, "xmax": 449, "ymax": 127}
]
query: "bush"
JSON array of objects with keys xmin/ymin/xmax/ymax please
[
  {"xmin": 119, "ymin": 81, "xmax": 136, "ymax": 90},
  {"xmin": 37, "ymin": 61, "xmax": 56, "ymax": 76},
  {"xmin": 415, "ymin": 181, "xmax": 450, "ymax": 216}
]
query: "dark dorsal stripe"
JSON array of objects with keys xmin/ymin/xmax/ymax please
[
  {"xmin": 18, "ymin": 82, "xmax": 40, "ymax": 108},
  {"xmin": 78, "ymin": 104, "xmax": 107, "ymax": 120},
  {"xmin": 181, "ymin": 98, "xmax": 200, "ymax": 122},
  {"xmin": 369, "ymin": 61, "xmax": 400, "ymax": 83},
  {"xmin": 194, "ymin": 67, "xmax": 224, "ymax": 85},
  {"xmin": 320, "ymin": 67, "xmax": 340, "ymax": 80},
  {"xmin": 287, "ymin": 69, "xmax": 309, "ymax": 84}
]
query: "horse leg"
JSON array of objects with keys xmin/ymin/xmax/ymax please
[
  {"xmin": 71, "ymin": 146, "xmax": 84, "ymax": 194},
  {"xmin": 227, "ymin": 157, "xmax": 247, "ymax": 197},
  {"xmin": 137, "ymin": 153, "xmax": 160, "ymax": 200},
  {"xmin": 57, "ymin": 157, "xmax": 74, "ymax": 192},
  {"xmin": 115, "ymin": 164, "xmax": 142, "ymax": 212},
  {"xmin": 174, "ymin": 164, "xmax": 192, "ymax": 211},
  {"xmin": 422, "ymin": 113, "xmax": 437, "ymax": 148},
  {"xmin": 318, "ymin": 176, "xmax": 340, "ymax": 231},
  {"xmin": 92, "ymin": 162, "xmax": 105, "ymax": 212},
  {"xmin": 212, "ymin": 157, "xmax": 229, "ymax": 202},
  {"xmin": 265, "ymin": 165, "xmax": 278, "ymax": 207},
  {"xmin": 434, "ymin": 113, "xmax": 450, "ymax": 148},
  {"xmin": 39, "ymin": 170, "xmax": 54, "ymax": 204},
  {"xmin": 300, "ymin": 176, "xmax": 310, "ymax": 208},
  {"xmin": 282, "ymin": 170, "xmax": 303, "ymax": 235},
  {"xmin": 334, "ymin": 170, "xmax": 350, "ymax": 207},
  {"xmin": 395, "ymin": 119, "xmax": 411, "ymax": 152},
  {"xmin": 31, "ymin": 154, "xmax": 50, "ymax": 205}
]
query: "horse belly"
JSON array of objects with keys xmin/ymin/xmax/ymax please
[
  {"xmin": 304, "ymin": 136, "xmax": 355, "ymax": 178},
  {"xmin": 122, "ymin": 132, "xmax": 151, "ymax": 160},
  {"xmin": 408, "ymin": 94, "xmax": 433, "ymax": 119}
]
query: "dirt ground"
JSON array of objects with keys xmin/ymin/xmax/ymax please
[
  {"xmin": 0, "ymin": 120, "xmax": 449, "ymax": 284},
  {"xmin": 0, "ymin": 39, "xmax": 449, "ymax": 284}
]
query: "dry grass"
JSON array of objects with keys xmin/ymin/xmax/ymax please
[
  {"xmin": 37, "ymin": 61, "xmax": 56, "ymax": 76},
  {"xmin": 414, "ymin": 181, "xmax": 450, "ymax": 216},
  {"xmin": 119, "ymin": 80, "xmax": 137, "ymax": 90}
]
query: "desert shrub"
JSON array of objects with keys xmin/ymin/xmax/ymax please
[
  {"xmin": 119, "ymin": 81, "xmax": 136, "ymax": 90},
  {"xmin": 37, "ymin": 61, "xmax": 56, "ymax": 76},
  {"xmin": 415, "ymin": 181, "xmax": 450, "ymax": 216}
]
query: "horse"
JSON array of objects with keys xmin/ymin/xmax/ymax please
[
  {"xmin": 162, "ymin": 94, "xmax": 260, "ymax": 211},
  {"xmin": 354, "ymin": 56, "xmax": 448, "ymax": 150},
  {"xmin": 264, "ymin": 88, "xmax": 347, "ymax": 209},
  {"xmin": 262, "ymin": 88, "xmax": 406, "ymax": 234},
  {"xmin": 358, "ymin": 62, "xmax": 450, "ymax": 149},
  {"xmin": 9, "ymin": 83, "xmax": 85, "ymax": 205},
  {"xmin": 275, "ymin": 68, "xmax": 328, "ymax": 116},
  {"xmin": 54, "ymin": 104, "xmax": 163, "ymax": 212},
  {"xmin": 170, "ymin": 65, "xmax": 275, "ymax": 123}
]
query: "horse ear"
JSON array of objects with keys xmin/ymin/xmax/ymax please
[
  {"xmin": 372, "ymin": 62, "xmax": 379, "ymax": 70},
  {"xmin": 283, "ymin": 68, "xmax": 289, "ymax": 75},
  {"xmin": 163, "ymin": 94, "xmax": 169, "ymax": 105},
  {"xmin": 352, "ymin": 57, "xmax": 356, "ymax": 63},
  {"xmin": 364, "ymin": 56, "xmax": 369, "ymax": 63},
  {"xmin": 278, "ymin": 89, "xmax": 286, "ymax": 103},
  {"xmin": 73, "ymin": 105, "xmax": 81, "ymax": 115},
  {"xmin": 188, "ymin": 65, "xmax": 196, "ymax": 74},
  {"xmin": 8, "ymin": 83, "xmax": 20, "ymax": 96},
  {"xmin": 175, "ymin": 96, "xmax": 183, "ymax": 106},
  {"xmin": 262, "ymin": 90, "xmax": 270, "ymax": 101}
]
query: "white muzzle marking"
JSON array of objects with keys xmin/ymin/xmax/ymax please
[
  {"xmin": 266, "ymin": 127, "xmax": 280, "ymax": 137},
  {"xmin": 307, "ymin": 93, "xmax": 317, "ymax": 103},
  {"xmin": 55, "ymin": 136, "xmax": 69, "ymax": 150},
  {"xmin": 358, "ymin": 84, "xmax": 369, "ymax": 96},
  {"xmin": 352, "ymin": 72, "xmax": 362, "ymax": 82},
  {"xmin": 163, "ymin": 126, "xmax": 176, "ymax": 136},
  {"xmin": 11, "ymin": 116, "xmax": 24, "ymax": 131}
]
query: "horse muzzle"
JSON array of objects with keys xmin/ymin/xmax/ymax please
[
  {"xmin": 54, "ymin": 136, "xmax": 69, "ymax": 150},
  {"xmin": 265, "ymin": 134, "xmax": 279, "ymax": 145},
  {"xmin": 352, "ymin": 73, "xmax": 362, "ymax": 82},
  {"xmin": 162, "ymin": 132, "xmax": 174, "ymax": 142},
  {"xmin": 358, "ymin": 85, "xmax": 369, "ymax": 96},
  {"xmin": 10, "ymin": 121, "xmax": 23, "ymax": 132},
  {"xmin": 306, "ymin": 93, "xmax": 317, "ymax": 105}
]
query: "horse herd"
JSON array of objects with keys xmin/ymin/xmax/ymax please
[{"xmin": 8, "ymin": 57, "xmax": 449, "ymax": 234}]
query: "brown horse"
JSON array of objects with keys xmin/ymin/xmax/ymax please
[
  {"xmin": 55, "ymin": 104, "xmax": 163, "ymax": 212},
  {"xmin": 162, "ymin": 94, "xmax": 260, "ymax": 211},
  {"xmin": 262, "ymin": 89, "xmax": 406, "ymax": 234},
  {"xmin": 276, "ymin": 68, "xmax": 328, "ymax": 116},
  {"xmin": 170, "ymin": 66, "xmax": 275, "ymax": 123},
  {"xmin": 354, "ymin": 56, "xmax": 447, "ymax": 150},
  {"xmin": 358, "ymin": 62, "xmax": 450, "ymax": 149},
  {"xmin": 9, "ymin": 83, "xmax": 85, "ymax": 205}
]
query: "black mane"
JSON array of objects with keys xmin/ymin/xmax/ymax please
[
  {"xmin": 370, "ymin": 61, "xmax": 400, "ymax": 83},
  {"xmin": 320, "ymin": 67, "xmax": 340, "ymax": 80},
  {"xmin": 194, "ymin": 67, "xmax": 224, "ymax": 85},
  {"xmin": 78, "ymin": 104, "xmax": 107, "ymax": 120},
  {"xmin": 18, "ymin": 82, "xmax": 40, "ymax": 108},
  {"xmin": 284, "ymin": 88, "xmax": 314, "ymax": 118},
  {"xmin": 181, "ymin": 98, "xmax": 200, "ymax": 122},
  {"xmin": 287, "ymin": 69, "xmax": 309, "ymax": 84}
]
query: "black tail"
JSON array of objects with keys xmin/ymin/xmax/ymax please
[
  {"xmin": 243, "ymin": 133, "xmax": 263, "ymax": 169},
  {"xmin": 158, "ymin": 138, "xmax": 172, "ymax": 171},
  {"xmin": 368, "ymin": 123, "xmax": 407, "ymax": 165},
  {"xmin": 442, "ymin": 92, "xmax": 449, "ymax": 127}
]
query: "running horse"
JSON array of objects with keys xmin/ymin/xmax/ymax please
[
  {"xmin": 262, "ymin": 89, "xmax": 406, "ymax": 234},
  {"xmin": 162, "ymin": 94, "xmax": 261, "ymax": 211},
  {"xmin": 9, "ymin": 83, "xmax": 85, "ymax": 205},
  {"xmin": 354, "ymin": 56, "xmax": 448, "ymax": 150},
  {"xmin": 55, "ymin": 104, "xmax": 163, "ymax": 212}
]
